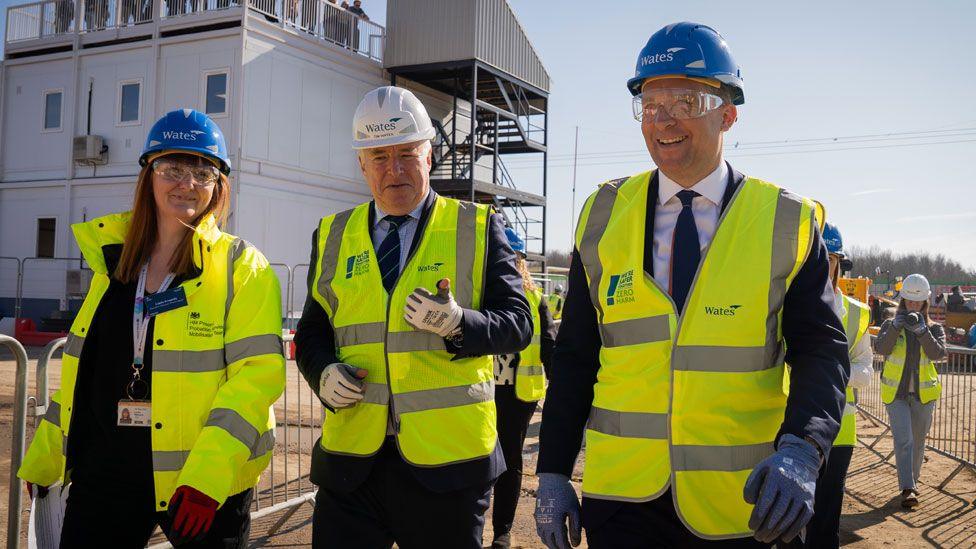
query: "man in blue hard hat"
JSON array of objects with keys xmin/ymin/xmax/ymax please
[{"xmin": 534, "ymin": 22, "xmax": 849, "ymax": 548}]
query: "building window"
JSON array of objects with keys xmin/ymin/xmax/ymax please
[
  {"xmin": 118, "ymin": 80, "xmax": 142, "ymax": 125},
  {"xmin": 36, "ymin": 218, "xmax": 56, "ymax": 258},
  {"xmin": 42, "ymin": 90, "xmax": 63, "ymax": 131},
  {"xmin": 204, "ymin": 71, "xmax": 228, "ymax": 116}
]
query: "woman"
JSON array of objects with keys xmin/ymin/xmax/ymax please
[
  {"xmin": 490, "ymin": 228, "xmax": 557, "ymax": 549},
  {"xmin": 19, "ymin": 109, "xmax": 285, "ymax": 548},
  {"xmin": 874, "ymin": 273, "xmax": 945, "ymax": 509}
]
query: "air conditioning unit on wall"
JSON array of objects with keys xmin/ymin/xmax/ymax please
[{"xmin": 73, "ymin": 135, "xmax": 108, "ymax": 165}]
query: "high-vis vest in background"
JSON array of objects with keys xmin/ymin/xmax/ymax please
[
  {"xmin": 881, "ymin": 322, "xmax": 942, "ymax": 405},
  {"xmin": 18, "ymin": 213, "xmax": 285, "ymax": 510},
  {"xmin": 516, "ymin": 287, "xmax": 545, "ymax": 402},
  {"xmin": 575, "ymin": 171, "xmax": 816, "ymax": 539},
  {"xmin": 835, "ymin": 293, "xmax": 871, "ymax": 447},
  {"xmin": 311, "ymin": 196, "xmax": 496, "ymax": 466},
  {"xmin": 547, "ymin": 293, "xmax": 563, "ymax": 320}
]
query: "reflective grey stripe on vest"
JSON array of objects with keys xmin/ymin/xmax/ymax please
[
  {"xmin": 530, "ymin": 335, "xmax": 542, "ymax": 345},
  {"xmin": 765, "ymin": 190, "xmax": 806, "ymax": 358},
  {"xmin": 154, "ymin": 349, "xmax": 225, "ymax": 373},
  {"xmin": 153, "ymin": 450, "xmax": 191, "ymax": 471},
  {"xmin": 362, "ymin": 383, "xmax": 391, "ymax": 405},
  {"xmin": 587, "ymin": 406, "xmax": 667, "ymax": 439},
  {"xmin": 672, "ymin": 343, "xmax": 786, "ymax": 373},
  {"xmin": 396, "ymin": 380, "xmax": 493, "ymax": 414},
  {"xmin": 225, "ymin": 333, "xmax": 284, "ymax": 364},
  {"xmin": 43, "ymin": 400, "xmax": 61, "ymax": 428},
  {"xmin": 225, "ymin": 237, "xmax": 250, "ymax": 318},
  {"xmin": 919, "ymin": 379, "xmax": 940, "ymax": 389},
  {"xmin": 335, "ymin": 322, "xmax": 386, "ymax": 347},
  {"xmin": 672, "ymin": 442, "xmax": 774, "ymax": 472},
  {"xmin": 577, "ymin": 179, "xmax": 625, "ymax": 327},
  {"xmin": 599, "ymin": 315, "xmax": 670, "ymax": 348},
  {"xmin": 205, "ymin": 408, "xmax": 275, "ymax": 459},
  {"xmin": 317, "ymin": 209, "xmax": 354, "ymax": 317},
  {"xmin": 387, "ymin": 331, "xmax": 446, "ymax": 353},
  {"xmin": 455, "ymin": 201, "xmax": 479, "ymax": 308},
  {"xmin": 881, "ymin": 376, "xmax": 900, "ymax": 387},
  {"xmin": 845, "ymin": 302, "xmax": 861, "ymax": 352},
  {"xmin": 64, "ymin": 332, "xmax": 85, "ymax": 357},
  {"xmin": 517, "ymin": 365, "xmax": 545, "ymax": 377},
  {"xmin": 843, "ymin": 403, "xmax": 856, "ymax": 416}
]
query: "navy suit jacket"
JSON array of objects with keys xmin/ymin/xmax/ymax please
[{"xmin": 295, "ymin": 190, "xmax": 532, "ymax": 493}]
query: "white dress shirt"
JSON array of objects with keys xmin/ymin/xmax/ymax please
[
  {"xmin": 652, "ymin": 162, "xmax": 729, "ymax": 291},
  {"xmin": 834, "ymin": 289, "xmax": 875, "ymax": 390},
  {"xmin": 371, "ymin": 189, "xmax": 430, "ymax": 273}
]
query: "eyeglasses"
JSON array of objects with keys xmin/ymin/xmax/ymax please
[
  {"xmin": 633, "ymin": 89, "xmax": 726, "ymax": 122},
  {"xmin": 152, "ymin": 159, "xmax": 220, "ymax": 186}
]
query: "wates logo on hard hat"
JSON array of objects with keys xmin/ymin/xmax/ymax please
[
  {"xmin": 364, "ymin": 117, "xmax": 403, "ymax": 134},
  {"xmin": 161, "ymin": 129, "xmax": 205, "ymax": 141},
  {"xmin": 704, "ymin": 304, "xmax": 742, "ymax": 317},
  {"xmin": 638, "ymin": 47, "xmax": 684, "ymax": 69},
  {"xmin": 606, "ymin": 270, "xmax": 635, "ymax": 306},
  {"xmin": 345, "ymin": 250, "xmax": 370, "ymax": 279}
]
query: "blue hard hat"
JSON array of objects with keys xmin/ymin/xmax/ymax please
[
  {"xmin": 505, "ymin": 227, "xmax": 526, "ymax": 254},
  {"xmin": 139, "ymin": 109, "xmax": 231, "ymax": 175},
  {"xmin": 823, "ymin": 222, "xmax": 845, "ymax": 257},
  {"xmin": 627, "ymin": 22, "xmax": 744, "ymax": 105}
]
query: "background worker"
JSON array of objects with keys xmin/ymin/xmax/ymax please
[
  {"xmin": 873, "ymin": 273, "xmax": 946, "ymax": 508},
  {"xmin": 547, "ymin": 285, "xmax": 564, "ymax": 321},
  {"xmin": 295, "ymin": 85, "xmax": 532, "ymax": 548},
  {"xmin": 18, "ymin": 109, "xmax": 285, "ymax": 548},
  {"xmin": 795, "ymin": 223, "xmax": 874, "ymax": 548},
  {"xmin": 534, "ymin": 22, "xmax": 849, "ymax": 548},
  {"xmin": 490, "ymin": 228, "xmax": 558, "ymax": 549}
]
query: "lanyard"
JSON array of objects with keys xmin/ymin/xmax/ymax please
[{"xmin": 129, "ymin": 262, "xmax": 175, "ymax": 399}]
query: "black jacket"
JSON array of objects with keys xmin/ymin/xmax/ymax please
[
  {"xmin": 538, "ymin": 166, "xmax": 849, "ymax": 480},
  {"xmin": 295, "ymin": 191, "xmax": 533, "ymax": 493}
]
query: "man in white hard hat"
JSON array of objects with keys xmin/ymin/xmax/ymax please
[{"xmin": 295, "ymin": 85, "xmax": 532, "ymax": 547}]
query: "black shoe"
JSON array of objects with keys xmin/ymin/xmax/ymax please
[
  {"xmin": 491, "ymin": 532, "xmax": 511, "ymax": 549},
  {"xmin": 900, "ymin": 489, "xmax": 919, "ymax": 508}
]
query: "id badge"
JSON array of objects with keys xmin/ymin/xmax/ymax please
[{"xmin": 117, "ymin": 400, "xmax": 152, "ymax": 427}]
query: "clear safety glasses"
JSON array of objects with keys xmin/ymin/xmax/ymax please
[
  {"xmin": 632, "ymin": 89, "xmax": 726, "ymax": 122},
  {"xmin": 152, "ymin": 159, "xmax": 219, "ymax": 186}
]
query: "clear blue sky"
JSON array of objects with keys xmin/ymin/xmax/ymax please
[{"xmin": 3, "ymin": 0, "xmax": 975, "ymax": 269}]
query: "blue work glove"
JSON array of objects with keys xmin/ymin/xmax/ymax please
[
  {"xmin": 534, "ymin": 473, "xmax": 582, "ymax": 549},
  {"xmin": 892, "ymin": 312, "xmax": 906, "ymax": 330},
  {"xmin": 743, "ymin": 434, "xmax": 821, "ymax": 543},
  {"xmin": 906, "ymin": 313, "xmax": 928, "ymax": 335}
]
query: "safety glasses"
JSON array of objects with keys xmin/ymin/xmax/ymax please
[
  {"xmin": 152, "ymin": 158, "xmax": 219, "ymax": 186},
  {"xmin": 632, "ymin": 89, "xmax": 726, "ymax": 122}
]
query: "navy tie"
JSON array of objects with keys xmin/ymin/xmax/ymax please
[
  {"xmin": 670, "ymin": 190, "xmax": 701, "ymax": 313},
  {"xmin": 377, "ymin": 215, "xmax": 410, "ymax": 292}
]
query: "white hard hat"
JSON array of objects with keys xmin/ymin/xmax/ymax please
[
  {"xmin": 352, "ymin": 86, "xmax": 436, "ymax": 149},
  {"xmin": 900, "ymin": 273, "xmax": 931, "ymax": 302}
]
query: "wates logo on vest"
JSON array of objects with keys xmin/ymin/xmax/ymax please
[
  {"xmin": 417, "ymin": 262, "xmax": 444, "ymax": 272},
  {"xmin": 345, "ymin": 250, "xmax": 370, "ymax": 278},
  {"xmin": 704, "ymin": 304, "xmax": 742, "ymax": 317},
  {"xmin": 606, "ymin": 270, "xmax": 635, "ymax": 306}
]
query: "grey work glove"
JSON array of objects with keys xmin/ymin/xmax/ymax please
[
  {"xmin": 892, "ymin": 312, "xmax": 906, "ymax": 330},
  {"xmin": 534, "ymin": 473, "xmax": 582, "ymax": 549},
  {"xmin": 404, "ymin": 278, "xmax": 463, "ymax": 337},
  {"xmin": 318, "ymin": 363, "xmax": 367, "ymax": 409},
  {"xmin": 743, "ymin": 434, "xmax": 820, "ymax": 543},
  {"xmin": 905, "ymin": 312, "xmax": 928, "ymax": 335}
]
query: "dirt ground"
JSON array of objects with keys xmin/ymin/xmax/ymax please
[{"xmin": 1, "ymin": 348, "xmax": 974, "ymax": 548}]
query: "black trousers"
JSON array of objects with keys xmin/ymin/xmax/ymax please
[
  {"xmin": 312, "ymin": 444, "xmax": 493, "ymax": 548},
  {"xmin": 490, "ymin": 385, "xmax": 538, "ymax": 537},
  {"xmin": 803, "ymin": 445, "xmax": 853, "ymax": 548},
  {"xmin": 583, "ymin": 491, "xmax": 771, "ymax": 549},
  {"xmin": 60, "ymin": 473, "xmax": 252, "ymax": 548}
]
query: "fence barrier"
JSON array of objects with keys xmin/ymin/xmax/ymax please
[{"xmin": 2, "ymin": 334, "xmax": 31, "ymax": 549}]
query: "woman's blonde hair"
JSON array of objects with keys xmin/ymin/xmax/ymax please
[
  {"xmin": 114, "ymin": 156, "xmax": 229, "ymax": 283},
  {"xmin": 515, "ymin": 255, "xmax": 538, "ymax": 294}
]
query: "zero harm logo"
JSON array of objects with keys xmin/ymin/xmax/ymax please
[
  {"xmin": 606, "ymin": 270, "xmax": 635, "ymax": 306},
  {"xmin": 345, "ymin": 250, "xmax": 370, "ymax": 279},
  {"xmin": 704, "ymin": 304, "xmax": 742, "ymax": 316}
]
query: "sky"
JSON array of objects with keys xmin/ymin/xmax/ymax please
[{"xmin": 2, "ymin": 0, "xmax": 975, "ymax": 268}]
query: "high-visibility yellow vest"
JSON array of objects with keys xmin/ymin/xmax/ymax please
[
  {"xmin": 547, "ymin": 293, "xmax": 563, "ymax": 320},
  {"xmin": 18, "ymin": 213, "xmax": 285, "ymax": 509},
  {"xmin": 516, "ymin": 287, "xmax": 545, "ymax": 402},
  {"xmin": 881, "ymin": 323, "xmax": 942, "ymax": 405},
  {"xmin": 835, "ymin": 294, "xmax": 871, "ymax": 447},
  {"xmin": 575, "ymin": 171, "xmax": 816, "ymax": 539},
  {"xmin": 310, "ymin": 196, "xmax": 496, "ymax": 466}
]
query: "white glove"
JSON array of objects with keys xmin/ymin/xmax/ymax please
[
  {"xmin": 319, "ymin": 363, "xmax": 368, "ymax": 409},
  {"xmin": 404, "ymin": 278, "xmax": 464, "ymax": 337}
]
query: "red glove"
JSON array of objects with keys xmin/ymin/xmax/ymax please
[{"xmin": 168, "ymin": 485, "xmax": 219, "ymax": 544}]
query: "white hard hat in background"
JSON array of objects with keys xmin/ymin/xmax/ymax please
[
  {"xmin": 900, "ymin": 273, "xmax": 931, "ymax": 302},
  {"xmin": 352, "ymin": 86, "xmax": 436, "ymax": 149}
]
